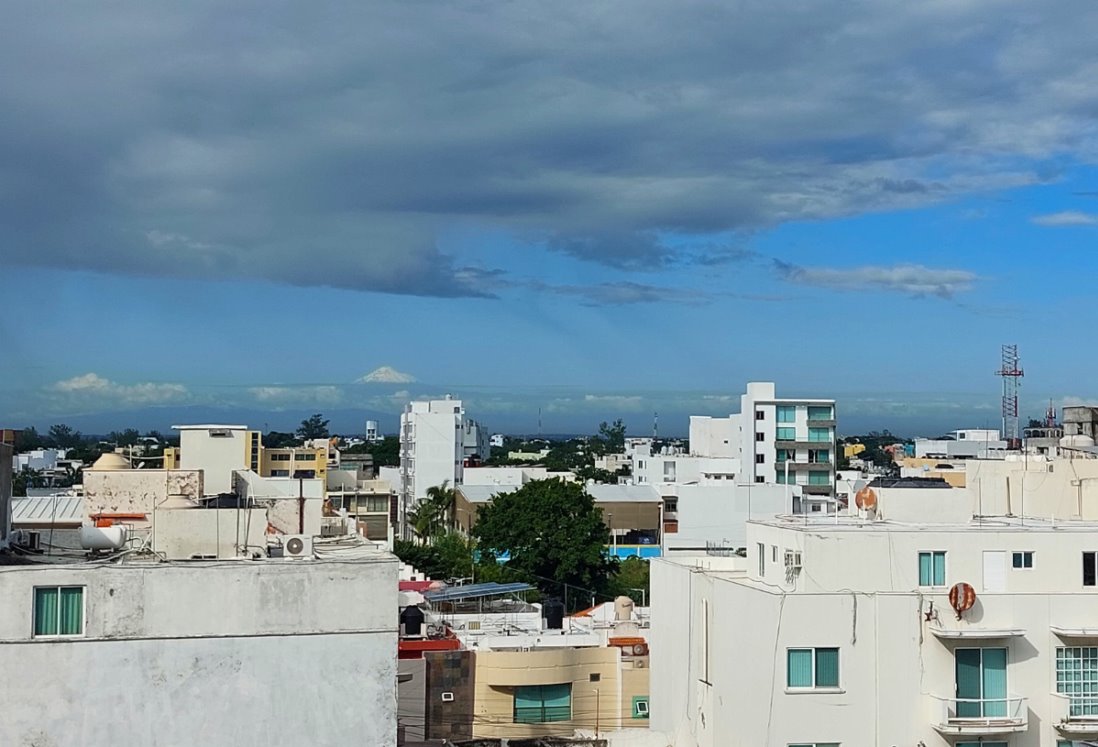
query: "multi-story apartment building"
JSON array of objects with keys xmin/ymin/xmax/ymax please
[
  {"xmin": 260, "ymin": 445, "xmax": 328, "ymax": 480},
  {"xmin": 399, "ymin": 396, "xmax": 487, "ymax": 536},
  {"xmin": 651, "ymin": 509, "xmax": 1098, "ymax": 747},
  {"xmin": 634, "ymin": 382, "xmax": 837, "ymax": 504}
]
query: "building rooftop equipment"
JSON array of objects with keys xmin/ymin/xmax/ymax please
[{"xmin": 424, "ymin": 581, "xmax": 534, "ymax": 604}]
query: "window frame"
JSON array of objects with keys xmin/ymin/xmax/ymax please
[
  {"xmin": 1012, "ymin": 551, "xmax": 1034, "ymax": 569},
  {"xmin": 786, "ymin": 647, "xmax": 840, "ymax": 691},
  {"xmin": 918, "ymin": 550, "xmax": 947, "ymax": 588},
  {"xmin": 32, "ymin": 585, "xmax": 86, "ymax": 638},
  {"xmin": 1084, "ymin": 552, "xmax": 1097, "ymax": 587},
  {"xmin": 513, "ymin": 683, "xmax": 572, "ymax": 724}
]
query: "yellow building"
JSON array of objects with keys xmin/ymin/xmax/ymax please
[
  {"xmin": 843, "ymin": 442, "xmax": 866, "ymax": 459},
  {"xmin": 471, "ymin": 645, "xmax": 648, "ymax": 738},
  {"xmin": 898, "ymin": 457, "xmax": 967, "ymax": 487},
  {"xmin": 260, "ymin": 446, "xmax": 328, "ymax": 481}
]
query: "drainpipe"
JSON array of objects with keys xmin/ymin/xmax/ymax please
[{"xmin": 298, "ymin": 477, "xmax": 305, "ymax": 534}]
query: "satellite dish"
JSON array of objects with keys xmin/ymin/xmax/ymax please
[
  {"xmin": 949, "ymin": 582, "xmax": 976, "ymax": 620},
  {"xmin": 855, "ymin": 486, "xmax": 878, "ymax": 511}
]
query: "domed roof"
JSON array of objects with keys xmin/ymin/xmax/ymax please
[{"xmin": 90, "ymin": 452, "xmax": 131, "ymax": 470}]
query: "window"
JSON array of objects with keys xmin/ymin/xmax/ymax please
[
  {"xmin": 776, "ymin": 471, "xmax": 793, "ymax": 485},
  {"xmin": 755, "ymin": 410, "xmax": 765, "ymax": 421},
  {"xmin": 270, "ymin": 453, "xmax": 291, "ymax": 462},
  {"xmin": 919, "ymin": 551, "xmax": 946, "ymax": 587},
  {"xmin": 514, "ymin": 684, "xmax": 571, "ymax": 723},
  {"xmin": 756, "ymin": 454, "xmax": 765, "ymax": 464},
  {"xmin": 808, "ymin": 449, "xmax": 829, "ymax": 464},
  {"xmin": 787, "ymin": 647, "xmax": 839, "ymax": 689},
  {"xmin": 33, "ymin": 586, "xmax": 84, "ymax": 637},
  {"xmin": 1058, "ymin": 647, "xmax": 1098, "ymax": 716},
  {"xmin": 589, "ymin": 673, "xmax": 601, "ymax": 682},
  {"xmin": 756, "ymin": 432, "xmax": 765, "ymax": 442},
  {"xmin": 294, "ymin": 453, "xmax": 315, "ymax": 461},
  {"xmin": 776, "ymin": 449, "xmax": 792, "ymax": 463},
  {"xmin": 758, "ymin": 542, "xmax": 766, "ymax": 576},
  {"xmin": 270, "ymin": 469, "xmax": 289, "ymax": 477},
  {"xmin": 776, "ymin": 427, "xmax": 796, "ymax": 441},
  {"xmin": 808, "ymin": 472, "xmax": 830, "ymax": 486},
  {"xmin": 364, "ymin": 496, "xmax": 390, "ymax": 513},
  {"xmin": 772, "ymin": 545, "xmax": 778, "ymax": 562},
  {"xmin": 808, "ymin": 427, "xmax": 831, "ymax": 443},
  {"xmin": 1084, "ymin": 552, "xmax": 1097, "ymax": 587},
  {"xmin": 807, "ymin": 405, "xmax": 833, "ymax": 420},
  {"xmin": 755, "ymin": 476, "xmax": 765, "ymax": 483},
  {"xmin": 663, "ymin": 461, "xmax": 676, "ymax": 482},
  {"xmin": 789, "ymin": 743, "xmax": 840, "ymax": 747},
  {"xmin": 632, "ymin": 696, "xmax": 649, "ymax": 719},
  {"xmin": 777, "ymin": 405, "xmax": 797, "ymax": 423},
  {"xmin": 1012, "ymin": 551, "xmax": 1034, "ymax": 569}
]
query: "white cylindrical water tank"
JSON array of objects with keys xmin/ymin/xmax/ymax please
[
  {"xmin": 615, "ymin": 595, "xmax": 635, "ymax": 621},
  {"xmin": 80, "ymin": 524, "xmax": 129, "ymax": 551}
]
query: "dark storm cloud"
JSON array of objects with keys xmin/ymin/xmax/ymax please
[{"xmin": 3, "ymin": 1, "xmax": 1098, "ymax": 296}]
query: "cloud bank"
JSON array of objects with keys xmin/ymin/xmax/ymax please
[{"xmin": 3, "ymin": 1, "xmax": 1097, "ymax": 296}]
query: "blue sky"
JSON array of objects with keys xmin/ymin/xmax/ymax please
[{"xmin": 3, "ymin": 1, "xmax": 1098, "ymax": 436}]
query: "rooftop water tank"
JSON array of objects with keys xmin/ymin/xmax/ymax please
[
  {"xmin": 1061, "ymin": 434, "xmax": 1096, "ymax": 448},
  {"xmin": 80, "ymin": 524, "xmax": 129, "ymax": 551}
]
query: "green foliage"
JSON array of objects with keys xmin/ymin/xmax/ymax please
[
  {"xmin": 48, "ymin": 424, "xmax": 83, "ymax": 450},
  {"xmin": 263, "ymin": 431, "xmax": 298, "ymax": 448},
  {"xmin": 107, "ymin": 428, "xmax": 142, "ymax": 446},
  {"xmin": 394, "ymin": 533, "xmax": 475, "ymax": 581},
  {"xmin": 14, "ymin": 427, "xmax": 42, "ymax": 451},
  {"xmin": 296, "ymin": 413, "xmax": 330, "ymax": 440},
  {"xmin": 608, "ymin": 557, "xmax": 650, "ymax": 603},
  {"xmin": 472, "ymin": 479, "xmax": 617, "ymax": 607},
  {"xmin": 574, "ymin": 465, "xmax": 617, "ymax": 484},
  {"xmin": 407, "ymin": 481, "xmax": 457, "ymax": 543},
  {"xmin": 597, "ymin": 419, "xmax": 626, "ymax": 454}
]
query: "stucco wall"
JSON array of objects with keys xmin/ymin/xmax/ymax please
[
  {"xmin": 0, "ymin": 558, "xmax": 398, "ymax": 747},
  {"xmin": 83, "ymin": 469, "xmax": 203, "ymax": 519}
]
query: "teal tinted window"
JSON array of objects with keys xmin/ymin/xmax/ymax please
[
  {"xmin": 777, "ymin": 405, "xmax": 797, "ymax": 423},
  {"xmin": 788, "ymin": 648, "xmax": 839, "ymax": 688},
  {"xmin": 776, "ymin": 427, "xmax": 796, "ymax": 441},
  {"xmin": 807, "ymin": 406, "xmax": 833, "ymax": 420},
  {"xmin": 514, "ymin": 684, "xmax": 571, "ymax": 723},
  {"xmin": 919, "ymin": 551, "xmax": 946, "ymax": 586},
  {"xmin": 815, "ymin": 648, "xmax": 839, "ymax": 687},
  {"xmin": 808, "ymin": 427, "xmax": 831, "ymax": 443},
  {"xmin": 787, "ymin": 649, "xmax": 813, "ymax": 687},
  {"xmin": 808, "ymin": 472, "xmax": 830, "ymax": 485},
  {"xmin": 34, "ymin": 586, "xmax": 84, "ymax": 637}
]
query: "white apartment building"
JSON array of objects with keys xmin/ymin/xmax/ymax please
[
  {"xmin": 634, "ymin": 382, "xmax": 837, "ymax": 502},
  {"xmin": 917, "ymin": 428, "xmax": 1010, "ymax": 459},
  {"xmin": 651, "ymin": 510, "xmax": 1098, "ymax": 747},
  {"xmin": 399, "ymin": 397, "xmax": 487, "ymax": 536}
]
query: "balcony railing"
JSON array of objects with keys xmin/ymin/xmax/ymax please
[
  {"xmin": 1054, "ymin": 693, "xmax": 1098, "ymax": 735},
  {"xmin": 931, "ymin": 695, "xmax": 1028, "ymax": 735}
]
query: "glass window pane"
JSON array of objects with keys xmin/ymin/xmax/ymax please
[
  {"xmin": 933, "ymin": 552, "xmax": 946, "ymax": 586},
  {"xmin": 919, "ymin": 553, "xmax": 932, "ymax": 586},
  {"xmin": 787, "ymin": 649, "xmax": 813, "ymax": 687},
  {"xmin": 58, "ymin": 587, "xmax": 83, "ymax": 635},
  {"xmin": 815, "ymin": 648, "xmax": 839, "ymax": 687},
  {"xmin": 34, "ymin": 587, "xmax": 59, "ymax": 636},
  {"xmin": 777, "ymin": 427, "xmax": 796, "ymax": 441},
  {"xmin": 808, "ymin": 406, "xmax": 833, "ymax": 420}
]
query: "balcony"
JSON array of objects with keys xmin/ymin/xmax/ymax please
[
  {"xmin": 1054, "ymin": 694, "xmax": 1098, "ymax": 737},
  {"xmin": 931, "ymin": 695, "xmax": 1028, "ymax": 736}
]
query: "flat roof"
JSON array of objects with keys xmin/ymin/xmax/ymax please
[
  {"xmin": 11, "ymin": 496, "xmax": 84, "ymax": 525},
  {"xmin": 172, "ymin": 424, "xmax": 249, "ymax": 430},
  {"xmin": 749, "ymin": 514, "xmax": 1098, "ymax": 533}
]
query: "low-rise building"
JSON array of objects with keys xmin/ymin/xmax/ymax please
[{"xmin": 916, "ymin": 428, "xmax": 1009, "ymax": 460}]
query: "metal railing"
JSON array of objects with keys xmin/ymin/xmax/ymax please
[
  {"xmin": 932, "ymin": 694, "xmax": 1027, "ymax": 729},
  {"xmin": 1052, "ymin": 692, "xmax": 1098, "ymax": 724}
]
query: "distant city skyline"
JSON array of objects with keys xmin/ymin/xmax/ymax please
[{"xmin": 4, "ymin": 3, "xmax": 1098, "ymax": 434}]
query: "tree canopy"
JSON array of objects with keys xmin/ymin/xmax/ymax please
[
  {"xmin": 472, "ymin": 478, "xmax": 616, "ymax": 607},
  {"xmin": 296, "ymin": 413, "xmax": 330, "ymax": 440}
]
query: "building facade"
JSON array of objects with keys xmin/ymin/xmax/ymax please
[{"xmin": 651, "ymin": 512, "xmax": 1098, "ymax": 747}]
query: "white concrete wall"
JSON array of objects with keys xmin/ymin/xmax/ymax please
[
  {"xmin": 665, "ymin": 484, "xmax": 791, "ymax": 552},
  {"xmin": 688, "ymin": 416, "xmax": 737, "ymax": 458},
  {"xmin": 178, "ymin": 426, "xmax": 250, "ymax": 494},
  {"xmin": 0, "ymin": 559, "xmax": 398, "ymax": 747},
  {"xmin": 84, "ymin": 470, "xmax": 203, "ymax": 519},
  {"xmin": 151, "ymin": 507, "xmax": 270, "ymax": 559}
]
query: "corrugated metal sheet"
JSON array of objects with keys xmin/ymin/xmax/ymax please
[
  {"xmin": 11, "ymin": 496, "xmax": 84, "ymax": 526},
  {"xmin": 424, "ymin": 581, "xmax": 533, "ymax": 603}
]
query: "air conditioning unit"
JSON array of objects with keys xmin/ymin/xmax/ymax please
[
  {"xmin": 465, "ymin": 621, "xmax": 481, "ymax": 631},
  {"xmin": 783, "ymin": 550, "xmax": 803, "ymax": 571},
  {"xmin": 634, "ymin": 659, "xmax": 648, "ymax": 669},
  {"xmin": 282, "ymin": 535, "xmax": 313, "ymax": 559}
]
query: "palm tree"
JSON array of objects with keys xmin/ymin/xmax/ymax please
[{"xmin": 409, "ymin": 481, "xmax": 457, "ymax": 545}]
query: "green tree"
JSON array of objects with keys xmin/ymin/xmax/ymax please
[
  {"xmin": 472, "ymin": 479, "xmax": 616, "ymax": 608},
  {"xmin": 296, "ymin": 413, "xmax": 330, "ymax": 440},
  {"xmin": 608, "ymin": 557, "xmax": 650, "ymax": 604},
  {"xmin": 597, "ymin": 419, "xmax": 627, "ymax": 453},
  {"xmin": 107, "ymin": 428, "xmax": 142, "ymax": 447},
  {"xmin": 407, "ymin": 481, "xmax": 457, "ymax": 544},
  {"xmin": 393, "ymin": 532, "xmax": 476, "ymax": 581},
  {"xmin": 263, "ymin": 431, "xmax": 298, "ymax": 448},
  {"xmin": 14, "ymin": 427, "xmax": 42, "ymax": 451},
  {"xmin": 47, "ymin": 424, "xmax": 82, "ymax": 450}
]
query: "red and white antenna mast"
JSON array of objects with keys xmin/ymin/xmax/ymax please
[{"xmin": 996, "ymin": 344, "xmax": 1024, "ymax": 447}]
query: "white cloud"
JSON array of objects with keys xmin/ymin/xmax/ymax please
[
  {"xmin": 1031, "ymin": 211, "xmax": 1098, "ymax": 226},
  {"xmin": 248, "ymin": 385, "xmax": 343, "ymax": 407},
  {"xmin": 361, "ymin": 366, "xmax": 417, "ymax": 384},
  {"xmin": 775, "ymin": 261, "xmax": 978, "ymax": 299},
  {"xmin": 51, "ymin": 373, "xmax": 189, "ymax": 406}
]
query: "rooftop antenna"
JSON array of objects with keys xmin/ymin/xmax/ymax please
[
  {"xmin": 538, "ymin": 407, "xmax": 542, "ymax": 438},
  {"xmin": 996, "ymin": 344, "xmax": 1024, "ymax": 448},
  {"xmin": 653, "ymin": 411, "xmax": 659, "ymax": 440}
]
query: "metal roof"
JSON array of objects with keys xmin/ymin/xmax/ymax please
[
  {"xmin": 424, "ymin": 581, "xmax": 533, "ymax": 603},
  {"xmin": 11, "ymin": 496, "xmax": 85, "ymax": 526},
  {"xmin": 586, "ymin": 484, "xmax": 662, "ymax": 503}
]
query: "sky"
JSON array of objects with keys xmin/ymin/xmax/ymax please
[{"xmin": 3, "ymin": 1, "xmax": 1098, "ymax": 437}]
